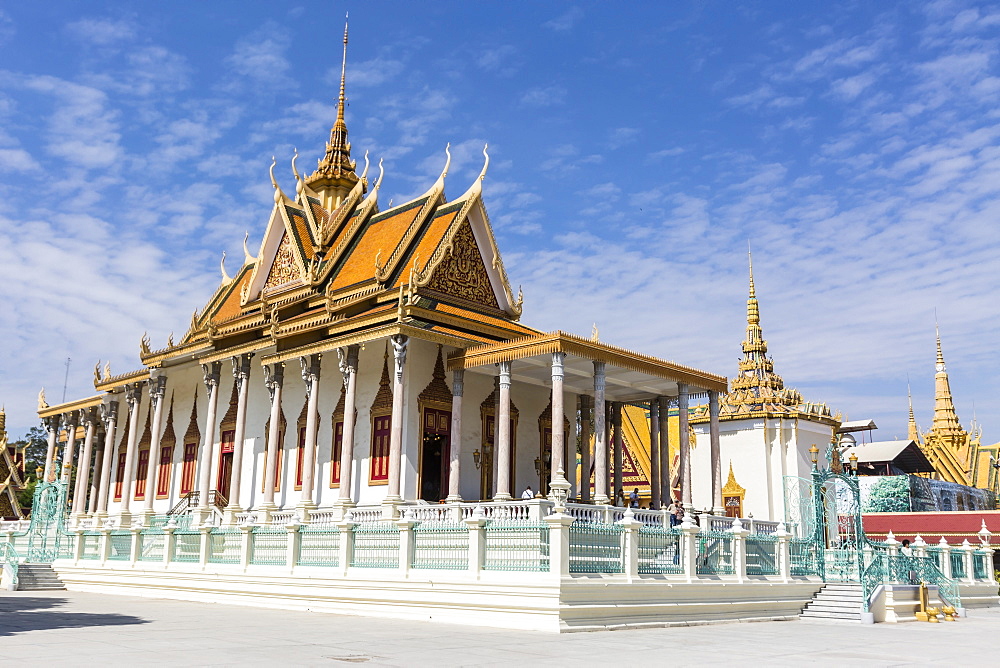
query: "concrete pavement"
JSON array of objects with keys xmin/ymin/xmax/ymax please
[{"xmin": 0, "ymin": 590, "xmax": 996, "ymax": 666}]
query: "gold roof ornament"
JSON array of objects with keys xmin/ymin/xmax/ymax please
[
  {"xmin": 711, "ymin": 247, "xmax": 833, "ymax": 422},
  {"xmin": 38, "ymin": 388, "xmax": 48, "ymax": 411},
  {"xmin": 721, "ymin": 462, "xmax": 745, "ymax": 498},
  {"xmin": 305, "ymin": 15, "xmax": 359, "ymax": 204}
]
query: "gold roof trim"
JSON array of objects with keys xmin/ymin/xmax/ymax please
[
  {"xmin": 95, "ymin": 367, "xmax": 150, "ymax": 392},
  {"xmin": 448, "ymin": 331, "xmax": 727, "ymax": 392},
  {"xmin": 38, "ymin": 394, "xmax": 104, "ymax": 419},
  {"xmin": 721, "ymin": 462, "xmax": 745, "ymax": 497},
  {"xmin": 198, "ymin": 338, "xmax": 275, "ymax": 366}
]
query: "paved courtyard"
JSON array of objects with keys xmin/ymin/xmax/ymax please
[{"xmin": 0, "ymin": 590, "xmax": 996, "ymax": 666}]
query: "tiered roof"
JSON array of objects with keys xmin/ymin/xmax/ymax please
[{"xmin": 116, "ymin": 31, "xmax": 535, "ymax": 382}]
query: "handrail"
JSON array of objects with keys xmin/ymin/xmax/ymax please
[
  {"xmin": 1, "ymin": 542, "xmax": 20, "ymax": 589},
  {"xmin": 861, "ymin": 552, "xmax": 961, "ymax": 612}
]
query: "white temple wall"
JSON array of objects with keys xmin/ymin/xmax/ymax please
[{"xmin": 693, "ymin": 416, "xmax": 836, "ymax": 522}]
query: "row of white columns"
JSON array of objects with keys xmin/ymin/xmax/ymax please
[{"xmin": 47, "ymin": 337, "xmax": 722, "ymax": 523}]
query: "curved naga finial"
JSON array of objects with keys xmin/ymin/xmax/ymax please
[
  {"xmin": 374, "ymin": 157, "xmax": 385, "ymax": 192},
  {"xmin": 220, "ymin": 251, "xmax": 231, "ymax": 282},
  {"xmin": 291, "ymin": 148, "xmax": 304, "ymax": 195},
  {"xmin": 94, "ymin": 361, "xmax": 102, "ymax": 384},
  {"xmin": 243, "ymin": 232, "xmax": 255, "ymax": 264},
  {"xmin": 479, "ymin": 143, "xmax": 490, "ymax": 181},
  {"xmin": 270, "ymin": 156, "xmax": 287, "ymax": 204},
  {"xmin": 360, "ymin": 149, "xmax": 370, "ymax": 183},
  {"xmin": 441, "ymin": 142, "xmax": 451, "ymax": 178}
]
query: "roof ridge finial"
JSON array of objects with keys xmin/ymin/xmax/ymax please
[
  {"xmin": 748, "ymin": 239, "xmax": 756, "ymax": 299},
  {"xmin": 338, "ymin": 14, "xmax": 348, "ymax": 128},
  {"xmin": 907, "ymin": 375, "xmax": 919, "ymax": 442},
  {"xmin": 935, "ymin": 312, "xmax": 945, "ymax": 372}
]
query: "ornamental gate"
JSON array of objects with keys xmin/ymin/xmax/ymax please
[
  {"xmin": 26, "ymin": 480, "xmax": 69, "ymax": 563},
  {"xmin": 783, "ymin": 472, "xmax": 865, "ymax": 582}
]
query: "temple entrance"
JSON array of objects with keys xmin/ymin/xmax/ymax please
[
  {"xmin": 419, "ymin": 407, "xmax": 450, "ymax": 502},
  {"xmin": 26, "ymin": 481, "xmax": 69, "ymax": 563},
  {"xmin": 217, "ymin": 430, "xmax": 235, "ymax": 502},
  {"xmin": 784, "ymin": 473, "xmax": 865, "ymax": 582}
]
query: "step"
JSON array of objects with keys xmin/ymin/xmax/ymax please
[
  {"xmin": 806, "ymin": 599, "xmax": 863, "ymax": 609},
  {"xmin": 812, "ymin": 594, "xmax": 864, "ymax": 603},
  {"xmin": 800, "ymin": 611, "xmax": 861, "ymax": 621},
  {"xmin": 805, "ymin": 604, "xmax": 863, "ymax": 615}
]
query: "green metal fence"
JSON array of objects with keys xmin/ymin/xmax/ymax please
[
  {"xmin": 0, "ymin": 542, "xmax": 19, "ymax": 588},
  {"xmin": 483, "ymin": 522, "xmax": 550, "ymax": 572},
  {"xmin": 350, "ymin": 522, "xmax": 400, "ymax": 568},
  {"xmin": 80, "ymin": 532, "xmax": 101, "ymax": 560},
  {"xmin": 568, "ymin": 522, "xmax": 623, "ymax": 574},
  {"xmin": 208, "ymin": 529, "xmax": 242, "ymax": 565},
  {"xmin": 107, "ymin": 530, "xmax": 132, "ymax": 561},
  {"xmin": 696, "ymin": 530, "xmax": 735, "ymax": 576},
  {"xmin": 637, "ymin": 525, "xmax": 682, "ymax": 574},
  {"xmin": 250, "ymin": 526, "xmax": 290, "ymax": 566},
  {"xmin": 171, "ymin": 530, "xmax": 200, "ymax": 563},
  {"xmin": 862, "ymin": 553, "xmax": 961, "ymax": 611},
  {"xmin": 973, "ymin": 553, "xmax": 988, "ymax": 580},
  {"xmin": 745, "ymin": 534, "xmax": 779, "ymax": 576},
  {"xmin": 411, "ymin": 522, "xmax": 468, "ymax": 570},
  {"xmin": 296, "ymin": 526, "xmax": 339, "ymax": 567},
  {"xmin": 950, "ymin": 551, "xmax": 966, "ymax": 579},
  {"xmin": 139, "ymin": 529, "xmax": 166, "ymax": 563},
  {"xmin": 789, "ymin": 538, "xmax": 821, "ymax": 576},
  {"xmin": 56, "ymin": 532, "xmax": 76, "ymax": 560}
]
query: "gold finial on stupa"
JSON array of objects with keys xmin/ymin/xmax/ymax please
[
  {"xmin": 907, "ymin": 379, "xmax": 920, "ymax": 442},
  {"xmin": 306, "ymin": 14, "xmax": 359, "ymax": 210}
]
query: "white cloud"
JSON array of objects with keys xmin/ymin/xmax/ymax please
[
  {"xmin": 224, "ymin": 24, "xmax": 296, "ymax": 91},
  {"xmin": 544, "ymin": 7, "xmax": 584, "ymax": 32},
  {"xmin": 65, "ymin": 17, "xmax": 136, "ymax": 46},
  {"xmin": 0, "ymin": 148, "xmax": 39, "ymax": 172},
  {"xmin": 520, "ymin": 85, "xmax": 567, "ymax": 107}
]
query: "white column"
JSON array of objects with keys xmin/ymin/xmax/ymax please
[
  {"xmin": 385, "ymin": 335, "xmax": 408, "ymax": 509},
  {"xmin": 88, "ymin": 439, "xmax": 104, "ymax": 515},
  {"xmin": 612, "ymin": 402, "xmax": 623, "ymax": 505},
  {"xmin": 658, "ymin": 397, "xmax": 671, "ymax": 508},
  {"xmin": 649, "ymin": 398, "xmax": 661, "ymax": 509},
  {"xmin": 337, "ymin": 345, "xmax": 360, "ymax": 507},
  {"xmin": 60, "ymin": 413, "xmax": 79, "ymax": 484},
  {"xmin": 548, "ymin": 352, "xmax": 571, "ymax": 506},
  {"xmin": 447, "ymin": 368, "xmax": 464, "ymax": 502},
  {"xmin": 579, "ymin": 394, "xmax": 591, "ymax": 503},
  {"xmin": 96, "ymin": 399, "xmax": 120, "ymax": 517},
  {"xmin": 494, "ymin": 360, "xmax": 513, "ymax": 501},
  {"xmin": 196, "ymin": 362, "xmax": 222, "ymax": 519},
  {"xmin": 143, "ymin": 374, "xmax": 168, "ymax": 518},
  {"xmin": 298, "ymin": 354, "xmax": 322, "ymax": 513},
  {"xmin": 678, "ymin": 383, "xmax": 692, "ymax": 510},
  {"xmin": 43, "ymin": 416, "xmax": 59, "ymax": 482},
  {"xmin": 72, "ymin": 409, "xmax": 98, "ymax": 516},
  {"xmin": 118, "ymin": 381, "xmax": 144, "ymax": 519},
  {"xmin": 593, "ymin": 361, "xmax": 609, "ymax": 505},
  {"xmin": 709, "ymin": 390, "xmax": 722, "ymax": 515},
  {"xmin": 261, "ymin": 363, "xmax": 284, "ymax": 516},
  {"xmin": 226, "ymin": 354, "xmax": 253, "ymax": 517}
]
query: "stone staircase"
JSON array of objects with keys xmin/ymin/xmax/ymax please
[
  {"xmin": 16, "ymin": 564, "xmax": 66, "ymax": 591},
  {"xmin": 800, "ymin": 583, "xmax": 864, "ymax": 622}
]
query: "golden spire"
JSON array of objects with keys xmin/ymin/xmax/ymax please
[
  {"xmin": 306, "ymin": 14, "xmax": 359, "ymax": 208},
  {"xmin": 930, "ymin": 324, "xmax": 964, "ymax": 437},
  {"xmin": 723, "ymin": 248, "xmax": 806, "ymax": 417},
  {"xmin": 907, "ymin": 380, "xmax": 920, "ymax": 442}
]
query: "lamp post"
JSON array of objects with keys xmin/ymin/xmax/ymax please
[{"xmin": 848, "ymin": 452, "xmax": 859, "ymax": 476}]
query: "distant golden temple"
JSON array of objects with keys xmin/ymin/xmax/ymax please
[{"xmin": 911, "ymin": 327, "xmax": 1000, "ymax": 493}]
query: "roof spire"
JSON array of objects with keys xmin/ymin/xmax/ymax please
[
  {"xmin": 907, "ymin": 378, "xmax": 920, "ymax": 442},
  {"xmin": 930, "ymin": 323, "xmax": 964, "ymax": 437},
  {"xmin": 305, "ymin": 13, "xmax": 359, "ymax": 208}
]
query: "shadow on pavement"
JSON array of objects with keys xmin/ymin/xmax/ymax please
[{"xmin": 0, "ymin": 596, "xmax": 148, "ymax": 636}]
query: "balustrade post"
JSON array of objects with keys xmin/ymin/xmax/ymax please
[
  {"xmin": 730, "ymin": 518, "xmax": 750, "ymax": 583},
  {"xmin": 912, "ymin": 534, "xmax": 928, "ymax": 559},
  {"xmin": 239, "ymin": 524, "xmax": 253, "ymax": 571},
  {"xmin": 680, "ymin": 519, "xmax": 699, "ymax": 583},
  {"xmin": 73, "ymin": 527, "xmax": 85, "ymax": 565},
  {"xmin": 960, "ymin": 540, "xmax": 977, "ymax": 585},
  {"xmin": 938, "ymin": 538, "xmax": 952, "ymax": 578},
  {"xmin": 775, "ymin": 522, "xmax": 791, "ymax": 583},
  {"xmin": 337, "ymin": 520, "xmax": 353, "ymax": 576},
  {"xmin": 543, "ymin": 512, "xmax": 574, "ymax": 581},
  {"xmin": 99, "ymin": 526, "xmax": 112, "ymax": 564},
  {"xmin": 984, "ymin": 548, "xmax": 997, "ymax": 584},
  {"xmin": 198, "ymin": 524, "xmax": 212, "ymax": 569},
  {"xmin": 465, "ymin": 508, "xmax": 486, "ymax": 577},
  {"xmin": 617, "ymin": 508, "xmax": 641, "ymax": 582},
  {"xmin": 286, "ymin": 521, "xmax": 302, "ymax": 573},
  {"xmin": 129, "ymin": 525, "xmax": 142, "ymax": 564},
  {"xmin": 163, "ymin": 524, "xmax": 176, "ymax": 569},
  {"xmin": 397, "ymin": 514, "xmax": 416, "ymax": 576}
]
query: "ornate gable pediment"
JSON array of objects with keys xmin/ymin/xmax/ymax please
[{"xmin": 424, "ymin": 219, "xmax": 500, "ymax": 310}]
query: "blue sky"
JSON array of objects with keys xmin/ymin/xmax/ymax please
[{"xmin": 1, "ymin": 1, "xmax": 998, "ymax": 445}]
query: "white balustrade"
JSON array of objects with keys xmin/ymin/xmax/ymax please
[{"xmin": 346, "ymin": 507, "xmax": 383, "ymax": 524}]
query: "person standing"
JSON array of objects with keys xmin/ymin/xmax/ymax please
[
  {"xmin": 629, "ymin": 488, "xmax": 640, "ymax": 508},
  {"xmin": 521, "ymin": 485, "xmax": 534, "ymax": 500}
]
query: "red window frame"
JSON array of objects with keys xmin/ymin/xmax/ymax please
[
  {"xmin": 113, "ymin": 451, "xmax": 126, "ymax": 501},
  {"xmin": 156, "ymin": 445, "xmax": 173, "ymax": 497},
  {"xmin": 134, "ymin": 449, "xmax": 149, "ymax": 500},
  {"xmin": 294, "ymin": 426, "xmax": 306, "ymax": 489},
  {"xmin": 370, "ymin": 415, "xmax": 391, "ymax": 482},
  {"xmin": 330, "ymin": 421, "xmax": 344, "ymax": 486},
  {"xmin": 180, "ymin": 442, "xmax": 197, "ymax": 495}
]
